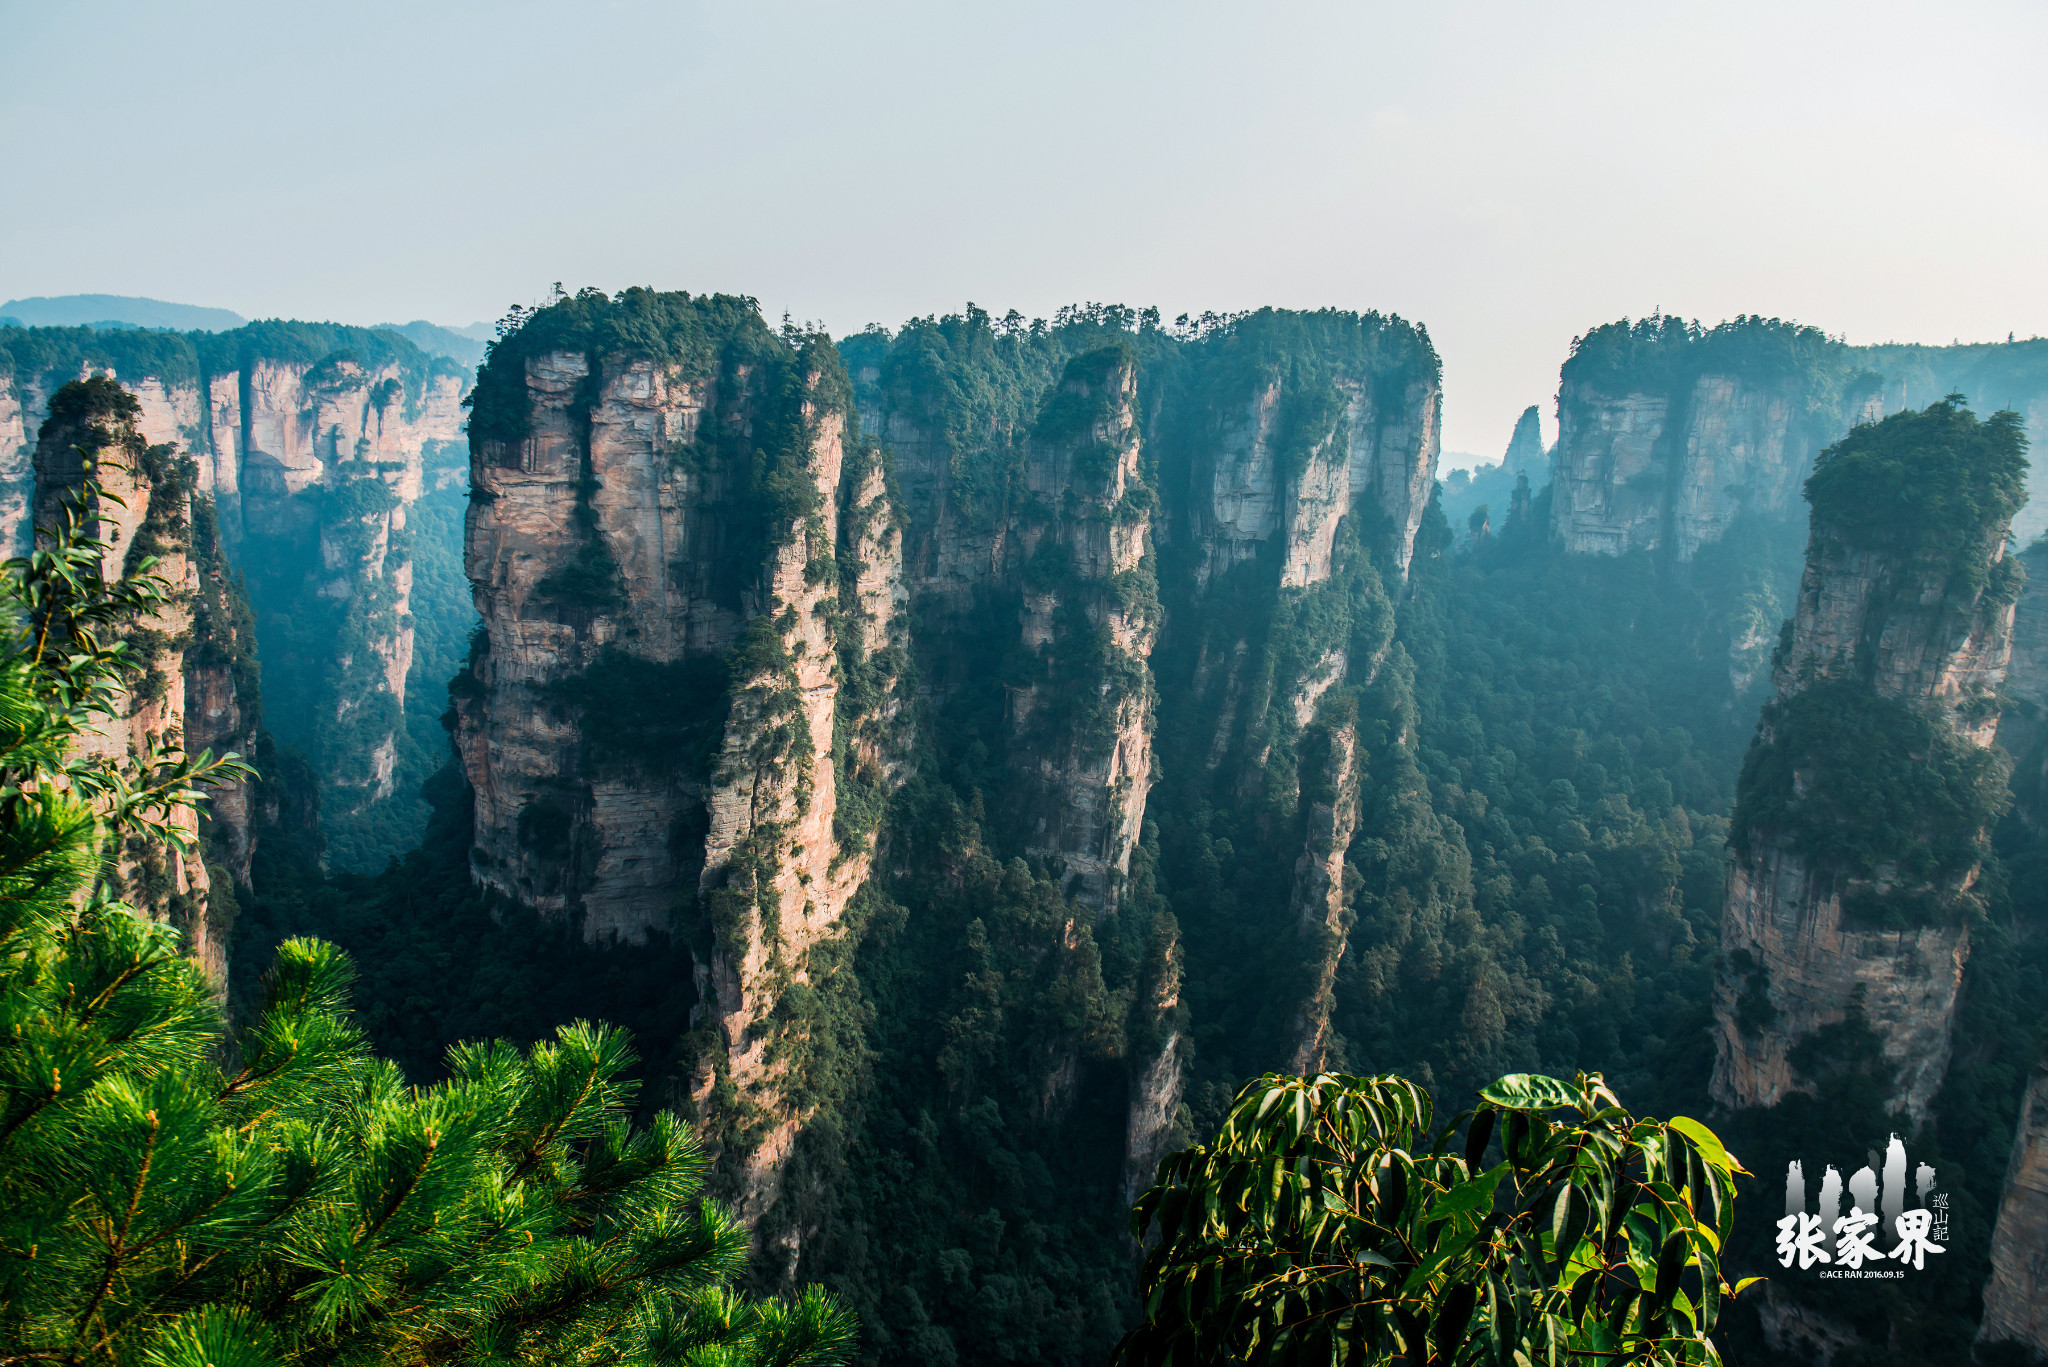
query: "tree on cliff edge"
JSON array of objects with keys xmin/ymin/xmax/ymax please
[{"xmin": 0, "ymin": 400, "xmax": 854, "ymax": 1366}]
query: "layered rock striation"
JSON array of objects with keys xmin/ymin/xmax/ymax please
[
  {"xmin": 1712, "ymin": 399, "xmax": 2028, "ymax": 1125},
  {"xmin": 1980, "ymin": 1060, "xmax": 2048, "ymax": 1354},
  {"xmin": 455, "ymin": 292, "xmax": 910, "ymax": 1212}
]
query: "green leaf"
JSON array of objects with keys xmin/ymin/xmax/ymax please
[
  {"xmin": 1465, "ymin": 1107, "xmax": 1496, "ymax": 1174},
  {"xmin": 1425, "ymin": 1163, "xmax": 1506, "ymax": 1226},
  {"xmin": 1667, "ymin": 1115, "xmax": 1737, "ymax": 1173},
  {"xmin": 1433, "ymin": 1283, "xmax": 1479, "ymax": 1365},
  {"xmin": 1478, "ymin": 1074, "xmax": 1581, "ymax": 1113}
]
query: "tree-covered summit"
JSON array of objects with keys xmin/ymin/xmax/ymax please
[
  {"xmin": 1803, "ymin": 395, "xmax": 2029, "ymax": 579},
  {"xmin": 463, "ymin": 287, "xmax": 798, "ymax": 447}
]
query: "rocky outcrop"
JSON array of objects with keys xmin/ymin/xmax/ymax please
[
  {"xmin": 1713, "ymin": 846, "xmax": 1969, "ymax": 1122},
  {"xmin": 1994, "ymin": 541, "xmax": 2048, "ymax": 827},
  {"xmin": 1549, "ymin": 316, "xmax": 1883, "ymax": 561},
  {"xmin": 1287, "ymin": 715, "xmax": 1361, "ymax": 1073},
  {"xmin": 1123, "ymin": 911, "xmax": 1187, "ymax": 1204},
  {"xmin": 459, "ymin": 298, "xmax": 1443, "ymax": 1227},
  {"xmin": 1712, "ymin": 399, "xmax": 2024, "ymax": 1125},
  {"xmin": 31, "ymin": 378, "xmax": 260, "ymax": 982},
  {"xmin": 1502, "ymin": 404, "xmax": 1543, "ymax": 472},
  {"xmin": 1980, "ymin": 1060, "xmax": 2048, "ymax": 1354},
  {"xmin": 1190, "ymin": 367, "xmax": 1440, "ymax": 588},
  {"xmin": 1772, "ymin": 526, "xmax": 2015, "ymax": 747}
]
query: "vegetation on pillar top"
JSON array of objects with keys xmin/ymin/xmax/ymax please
[
  {"xmin": 1803, "ymin": 395, "xmax": 2029, "ymax": 591},
  {"xmin": 1730, "ymin": 678, "xmax": 2009, "ymax": 899},
  {"xmin": 464, "ymin": 286, "xmax": 831, "ymax": 448},
  {"xmin": 1558, "ymin": 314, "xmax": 1883, "ymax": 436},
  {"xmin": 0, "ymin": 319, "xmax": 464, "ymax": 409}
]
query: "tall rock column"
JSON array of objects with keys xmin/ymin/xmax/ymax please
[
  {"xmin": 31, "ymin": 377, "xmax": 258, "ymax": 980},
  {"xmin": 455, "ymin": 292, "xmax": 907, "ymax": 1217},
  {"xmin": 1008, "ymin": 345, "xmax": 1158, "ymax": 911},
  {"xmin": 1711, "ymin": 399, "xmax": 2027, "ymax": 1125}
]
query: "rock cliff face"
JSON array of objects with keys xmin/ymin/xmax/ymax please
[
  {"xmin": 1549, "ymin": 316, "xmax": 1884, "ymax": 561},
  {"xmin": 459, "ymin": 298, "xmax": 1444, "ymax": 1223},
  {"xmin": 1004, "ymin": 348, "xmax": 1157, "ymax": 907},
  {"xmin": 455, "ymin": 293, "xmax": 908, "ymax": 1213},
  {"xmin": 1994, "ymin": 540, "xmax": 2048, "ymax": 826},
  {"xmin": 31, "ymin": 379, "xmax": 261, "ymax": 981},
  {"xmin": 1980, "ymin": 1061, "xmax": 2048, "ymax": 1354},
  {"xmin": 1711, "ymin": 399, "xmax": 2025, "ymax": 1125}
]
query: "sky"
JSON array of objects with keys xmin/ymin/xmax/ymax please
[{"xmin": 3, "ymin": 0, "xmax": 2044, "ymax": 463}]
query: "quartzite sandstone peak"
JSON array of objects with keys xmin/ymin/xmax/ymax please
[
  {"xmin": 1711, "ymin": 400, "xmax": 2027, "ymax": 1127},
  {"xmin": 457, "ymin": 296, "xmax": 1444, "ymax": 1220}
]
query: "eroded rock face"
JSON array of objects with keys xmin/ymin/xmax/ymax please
[
  {"xmin": 1008, "ymin": 351, "xmax": 1157, "ymax": 908},
  {"xmin": 31, "ymin": 382, "xmax": 260, "ymax": 983},
  {"xmin": 1994, "ymin": 542, "xmax": 2048, "ymax": 822},
  {"xmin": 1774, "ymin": 533, "xmax": 2015, "ymax": 745},
  {"xmin": 1711, "ymin": 845, "xmax": 1968, "ymax": 1122},
  {"xmin": 456, "ymin": 313, "xmax": 909, "ymax": 1217},
  {"xmin": 461, "ymin": 301, "xmax": 1444, "ymax": 1226},
  {"xmin": 1979, "ymin": 1062, "xmax": 2048, "ymax": 1354},
  {"xmin": 1552, "ymin": 374, "xmax": 1872, "ymax": 561},
  {"xmin": 1192, "ymin": 371, "xmax": 1441, "ymax": 589}
]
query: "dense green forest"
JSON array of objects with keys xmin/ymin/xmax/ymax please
[{"xmin": 214, "ymin": 303, "xmax": 2048, "ymax": 1366}]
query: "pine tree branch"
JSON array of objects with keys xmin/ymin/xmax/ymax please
[{"xmin": 73, "ymin": 1106, "xmax": 161, "ymax": 1347}]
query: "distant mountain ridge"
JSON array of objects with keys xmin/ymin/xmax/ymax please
[
  {"xmin": 0, "ymin": 293, "xmax": 247, "ymax": 332},
  {"xmin": 0, "ymin": 296, "xmax": 489, "ymax": 369},
  {"xmin": 370, "ymin": 320, "xmax": 488, "ymax": 367}
]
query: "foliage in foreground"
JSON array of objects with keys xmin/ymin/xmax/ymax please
[
  {"xmin": 0, "ymin": 465, "xmax": 856, "ymax": 1366},
  {"xmin": 1120, "ymin": 1071, "xmax": 1751, "ymax": 1367}
]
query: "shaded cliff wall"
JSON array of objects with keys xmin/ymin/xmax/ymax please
[
  {"xmin": 837, "ymin": 305, "xmax": 1441, "ymax": 1199},
  {"xmin": 1549, "ymin": 316, "xmax": 1885, "ymax": 561},
  {"xmin": 0, "ymin": 322, "xmax": 473, "ymax": 869},
  {"xmin": 1144, "ymin": 311, "xmax": 1440, "ymax": 1094},
  {"xmin": 1712, "ymin": 399, "xmax": 2028, "ymax": 1126},
  {"xmin": 30, "ymin": 378, "xmax": 262, "ymax": 981},
  {"xmin": 1980, "ymin": 1061, "xmax": 2048, "ymax": 1354}
]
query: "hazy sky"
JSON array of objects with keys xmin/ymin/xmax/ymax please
[{"xmin": 4, "ymin": 0, "xmax": 2044, "ymax": 461}]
